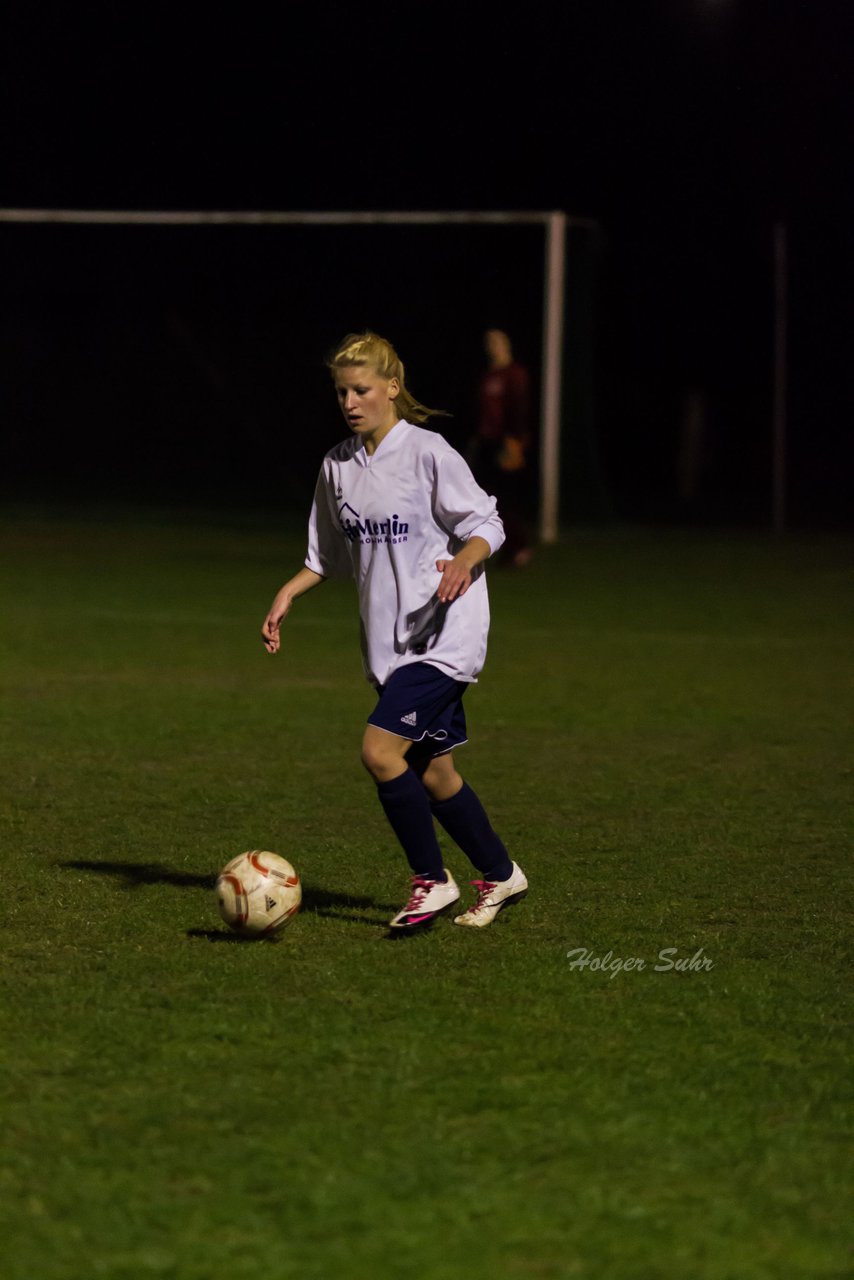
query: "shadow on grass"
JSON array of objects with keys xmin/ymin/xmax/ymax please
[
  {"xmin": 186, "ymin": 927, "xmax": 281, "ymax": 943},
  {"xmin": 60, "ymin": 858, "xmax": 216, "ymax": 889},
  {"xmin": 303, "ymin": 885, "xmax": 397, "ymax": 923},
  {"xmin": 60, "ymin": 859, "xmax": 396, "ymax": 931},
  {"xmin": 187, "ymin": 889, "xmax": 397, "ymax": 940},
  {"xmin": 187, "ymin": 889, "xmax": 398, "ymax": 939}
]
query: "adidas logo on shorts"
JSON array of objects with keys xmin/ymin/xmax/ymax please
[{"xmin": 400, "ymin": 711, "xmax": 417, "ymax": 726}]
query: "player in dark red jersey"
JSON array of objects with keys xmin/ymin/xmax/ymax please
[{"xmin": 471, "ymin": 329, "xmax": 534, "ymax": 568}]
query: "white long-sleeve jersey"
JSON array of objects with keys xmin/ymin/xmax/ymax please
[{"xmin": 304, "ymin": 419, "xmax": 505, "ymax": 688}]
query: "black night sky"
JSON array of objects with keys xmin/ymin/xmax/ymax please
[{"xmin": 2, "ymin": 0, "xmax": 852, "ymax": 526}]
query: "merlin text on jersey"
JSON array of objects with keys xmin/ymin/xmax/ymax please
[{"xmin": 338, "ymin": 503, "xmax": 410, "ymax": 545}]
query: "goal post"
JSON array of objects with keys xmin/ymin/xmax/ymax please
[
  {"xmin": 541, "ymin": 211, "xmax": 567, "ymax": 544},
  {"xmin": 0, "ymin": 206, "xmax": 596, "ymax": 540}
]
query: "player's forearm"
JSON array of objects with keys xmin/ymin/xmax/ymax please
[
  {"xmin": 278, "ymin": 566, "xmax": 326, "ymax": 604},
  {"xmin": 456, "ymin": 535, "xmax": 492, "ymax": 571},
  {"xmin": 262, "ymin": 566, "xmax": 326, "ymax": 653}
]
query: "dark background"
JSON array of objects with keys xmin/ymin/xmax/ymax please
[{"xmin": 1, "ymin": 0, "xmax": 851, "ymax": 527}]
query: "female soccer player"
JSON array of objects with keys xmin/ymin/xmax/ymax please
[{"xmin": 261, "ymin": 333, "xmax": 527, "ymax": 931}]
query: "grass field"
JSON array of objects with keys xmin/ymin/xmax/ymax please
[{"xmin": 1, "ymin": 505, "xmax": 852, "ymax": 1280}]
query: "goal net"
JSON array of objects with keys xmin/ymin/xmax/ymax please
[{"xmin": 0, "ymin": 209, "xmax": 600, "ymax": 538}]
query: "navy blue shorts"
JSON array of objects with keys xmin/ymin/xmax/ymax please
[{"xmin": 368, "ymin": 662, "xmax": 469, "ymax": 759}]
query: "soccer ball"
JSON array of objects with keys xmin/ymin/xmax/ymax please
[{"xmin": 215, "ymin": 850, "xmax": 302, "ymax": 935}]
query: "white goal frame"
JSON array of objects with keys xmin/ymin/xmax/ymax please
[{"xmin": 0, "ymin": 207, "xmax": 597, "ymax": 541}]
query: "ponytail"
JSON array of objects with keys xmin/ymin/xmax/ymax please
[{"xmin": 327, "ymin": 332, "xmax": 450, "ymax": 425}]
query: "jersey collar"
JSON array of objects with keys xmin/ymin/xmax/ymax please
[{"xmin": 354, "ymin": 418, "xmax": 412, "ymax": 467}]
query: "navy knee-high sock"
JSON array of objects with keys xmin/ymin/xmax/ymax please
[
  {"xmin": 376, "ymin": 770, "xmax": 447, "ymax": 882},
  {"xmin": 430, "ymin": 782, "xmax": 513, "ymax": 882}
]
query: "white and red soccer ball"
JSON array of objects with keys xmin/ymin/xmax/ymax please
[{"xmin": 215, "ymin": 850, "xmax": 301, "ymax": 935}]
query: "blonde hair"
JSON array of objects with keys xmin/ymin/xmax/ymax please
[{"xmin": 327, "ymin": 332, "xmax": 449, "ymax": 425}]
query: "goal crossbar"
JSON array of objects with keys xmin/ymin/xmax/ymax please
[{"xmin": 1, "ymin": 207, "xmax": 595, "ymax": 540}]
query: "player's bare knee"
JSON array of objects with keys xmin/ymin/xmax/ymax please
[
  {"xmin": 360, "ymin": 730, "xmax": 405, "ymax": 782},
  {"xmin": 360, "ymin": 741, "xmax": 385, "ymax": 778}
]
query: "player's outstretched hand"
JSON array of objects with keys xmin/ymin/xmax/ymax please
[
  {"xmin": 435, "ymin": 558, "xmax": 472, "ymax": 604},
  {"xmin": 436, "ymin": 537, "xmax": 491, "ymax": 604},
  {"xmin": 261, "ymin": 568, "xmax": 325, "ymax": 655},
  {"xmin": 261, "ymin": 591, "xmax": 292, "ymax": 654}
]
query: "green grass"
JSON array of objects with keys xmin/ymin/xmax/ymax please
[{"xmin": 1, "ymin": 506, "xmax": 852, "ymax": 1279}]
